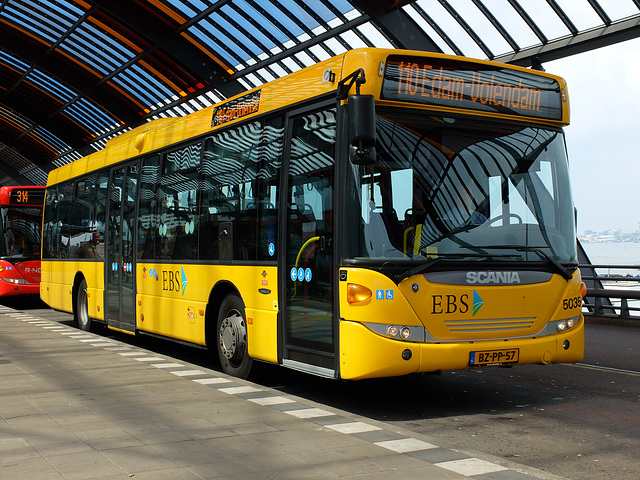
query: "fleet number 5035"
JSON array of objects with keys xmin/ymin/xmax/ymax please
[{"xmin": 563, "ymin": 296, "xmax": 582, "ymax": 310}]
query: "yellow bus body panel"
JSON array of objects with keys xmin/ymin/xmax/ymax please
[
  {"xmin": 40, "ymin": 260, "xmax": 105, "ymax": 321},
  {"xmin": 339, "ymin": 267, "xmax": 584, "ymax": 380},
  {"xmin": 135, "ymin": 263, "xmax": 278, "ymax": 362},
  {"xmin": 339, "ymin": 317, "xmax": 584, "ymax": 380}
]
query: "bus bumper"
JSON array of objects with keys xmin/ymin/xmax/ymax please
[
  {"xmin": 338, "ymin": 317, "xmax": 585, "ymax": 380},
  {"xmin": 0, "ymin": 281, "xmax": 40, "ymax": 296}
]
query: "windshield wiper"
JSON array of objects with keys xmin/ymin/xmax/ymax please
[
  {"xmin": 474, "ymin": 245, "xmax": 575, "ymax": 280},
  {"xmin": 394, "ymin": 256, "xmax": 445, "ymax": 284},
  {"xmin": 394, "ymin": 252, "xmax": 501, "ymax": 283},
  {"xmin": 516, "ymin": 246, "xmax": 575, "ymax": 280}
]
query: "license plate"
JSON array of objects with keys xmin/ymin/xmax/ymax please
[{"xmin": 469, "ymin": 348, "xmax": 519, "ymax": 366}]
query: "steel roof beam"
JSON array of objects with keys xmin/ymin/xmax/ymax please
[
  {"xmin": 495, "ymin": 14, "xmax": 640, "ymax": 67},
  {"xmin": 91, "ymin": 0, "xmax": 244, "ymax": 99},
  {"xmin": 351, "ymin": 0, "xmax": 443, "ymax": 52},
  {"xmin": 0, "ymin": 27, "xmax": 138, "ymax": 131}
]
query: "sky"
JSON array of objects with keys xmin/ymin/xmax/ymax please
[{"xmin": 546, "ymin": 38, "xmax": 640, "ymax": 235}]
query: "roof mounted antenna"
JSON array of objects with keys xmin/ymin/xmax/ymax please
[{"xmin": 337, "ymin": 68, "xmax": 366, "ymax": 100}]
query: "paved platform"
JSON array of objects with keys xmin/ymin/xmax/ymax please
[{"xmin": 0, "ymin": 304, "xmax": 568, "ymax": 480}]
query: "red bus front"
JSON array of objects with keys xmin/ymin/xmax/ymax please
[{"xmin": 0, "ymin": 186, "xmax": 44, "ymax": 296}]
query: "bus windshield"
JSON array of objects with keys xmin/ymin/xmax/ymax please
[
  {"xmin": 347, "ymin": 107, "xmax": 577, "ymax": 265},
  {"xmin": 0, "ymin": 206, "xmax": 42, "ymax": 260}
]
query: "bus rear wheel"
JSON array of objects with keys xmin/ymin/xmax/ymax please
[
  {"xmin": 216, "ymin": 294, "xmax": 253, "ymax": 379},
  {"xmin": 75, "ymin": 279, "xmax": 92, "ymax": 332}
]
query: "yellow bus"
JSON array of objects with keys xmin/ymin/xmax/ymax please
[{"xmin": 41, "ymin": 48, "xmax": 585, "ymax": 380}]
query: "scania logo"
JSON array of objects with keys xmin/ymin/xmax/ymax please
[{"xmin": 466, "ymin": 271, "xmax": 521, "ymax": 284}]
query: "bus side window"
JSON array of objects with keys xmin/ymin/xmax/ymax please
[
  {"xmin": 70, "ymin": 176, "xmax": 96, "ymax": 258},
  {"xmin": 138, "ymin": 156, "xmax": 160, "ymax": 259},
  {"xmin": 201, "ymin": 121, "xmax": 266, "ymax": 262},
  {"xmin": 57, "ymin": 182, "xmax": 74, "ymax": 258},
  {"xmin": 256, "ymin": 117, "xmax": 284, "ymax": 261},
  {"xmin": 157, "ymin": 144, "xmax": 201, "ymax": 260},
  {"xmin": 43, "ymin": 187, "xmax": 59, "ymax": 259}
]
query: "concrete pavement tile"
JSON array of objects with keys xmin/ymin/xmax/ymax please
[
  {"xmin": 246, "ymin": 428, "xmax": 366, "ymax": 455},
  {"xmin": 101, "ymin": 444, "xmax": 181, "ymax": 472},
  {"xmin": 82, "ymin": 433, "xmax": 145, "ymax": 451},
  {"xmin": 405, "ymin": 446, "xmax": 469, "ymax": 464},
  {"xmin": 0, "ymin": 437, "xmax": 41, "ymax": 462},
  {"xmin": 35, "ymin": 439, "xmax": 95, "ymax": 457},
  {"xmin": 310, "ymin": 458, "xmax": 394, "ymax": 477},
  {"xmin": 474, "ymin": 469, "xmax": 541, "ymax": 480},
  {"xmin": 118, "ymin": 467, "xmax": 204, "ymax": 479},
  {"xmin": 0, "ymin": 456, "xmax": 65, "ymax": 479},
  {"xmin": 134, "ymin": 428, "xmax": 191, "ymax": 445},
  {"xmin": 351, "ymin": 429, "xmax": 407, "ymax": 444},
  {"xmin": 342, "ymin": 463, "xmax": 465, "ymax": 479},
  {"xmin": 186, "ymin": 459, "xmax": 261, "ymax": 479},
  {"xmin": 254, "ymin": 464, "xmax": 344, "ymax": 480},
  {"xmin": 178, "ymin": 425, "xmax": 237, "ymax": 441},
  {"xmin": 237, "ymin": 451, "xmax": 305, "ymax": 473},
  {"xmin": 46, "ymin": 450, "xmax": 127, "ymax": 479},
  {"xmin": 201, "ymin": 434, "xmax": 277, "ymax": 459},
  {"xmin": 150, "ymin": 439, "xmax": 227, "ymax": 466},
  {"xmin": 228, "ymin": 422, "xmax": 279, "ymax": 436}
]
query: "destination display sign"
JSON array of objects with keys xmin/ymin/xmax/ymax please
[
  {"xmin": 381, "ymin": 55, "xmax": 563, "ymax": 121},
  {"xmin": 211, "ymin": 90, "xmax": 261, "ymax": 127},
  {"xmin": 9, "ymin": 188, "xmax": 45, "ymax": 206}
]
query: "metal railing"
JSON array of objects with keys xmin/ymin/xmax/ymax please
[{"xmin": 579, "ymin": 264, "xmax": 640, "ymax": 319}]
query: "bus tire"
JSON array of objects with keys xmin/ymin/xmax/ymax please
[
  {"xmin": 75, "ymin": 279, "xmax": 92, "ymax": 332},
  {"xmin": 217, "ymin": 293, "xmax": 253, "ymax": 379}
]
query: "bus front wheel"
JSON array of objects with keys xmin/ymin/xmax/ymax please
[
  {"xmin": 216, "ymin": 294, "xmax": 253, "ymax": 379},
  {"xmin": 75, "ymin": 279, "xmax": 92, "ymax": 332}
]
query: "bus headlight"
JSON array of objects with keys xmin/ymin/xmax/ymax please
[
  {"xmin": 400, "ymin": 327, "xmax": 412, "ymax": 339},
  {"xmin": 0, "ymin": 277, "xmax": 26, "ymax": 285},
  {"xmin": 556, "ymin": 316, "xmax": 578, "ymax": 332}
]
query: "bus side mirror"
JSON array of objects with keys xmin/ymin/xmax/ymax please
[{"xmin": 348, "ymin": 95, "xmax": 376, "ymax": 165}]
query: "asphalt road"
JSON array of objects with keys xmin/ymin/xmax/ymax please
[{"xmin": 8, "ymin": 297, "xmax": 639, "ymax": 480}]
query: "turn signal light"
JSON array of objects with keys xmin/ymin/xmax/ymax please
[
  {"xmin": 580, "ymin": 281, "xmax": 587, "ymax": 297},
  {"xmin": 347, "ymin": 283, "xmax": 372, "ymax": 304}
]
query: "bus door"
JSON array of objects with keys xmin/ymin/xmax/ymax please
[
  {"xmin": 106, "ymin": 164, "xmax": 138, "ymax": 332},
  {"xmin": 282, "ymin": 108, "xmax": 336, "ymax": 377}
]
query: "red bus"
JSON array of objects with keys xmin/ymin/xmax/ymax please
[{"xmin": 0, "ymin": 186, "xmax": 45, "ymax": 296}]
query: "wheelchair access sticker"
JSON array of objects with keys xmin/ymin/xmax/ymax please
[
  {"xmin": 376, "ymin": 289, "xmax": 394, "ymax": 300},
  {"xmin": 291, "ymin": 267, "xmax": 313, "ymax": 282}
]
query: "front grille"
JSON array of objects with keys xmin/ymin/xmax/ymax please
[{"xmin": 444, "ymin": 317, "xmax": 535, "ymax": 334}]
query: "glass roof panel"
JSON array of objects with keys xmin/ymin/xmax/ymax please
[
  {"xmin": 166, "ymin": 0, "xmax": 200, "ymax": 18},
  {"xmin": 415, "ymin": 0, "xmax": 486, "ymax": 58},
  {"xmin": 221, "ymin": 5, "xmax": 278, "ymax": 52},
  {"xmin": 1, "ymin": 5, "xmax": 61, "ymax": 44},
  {"xmin": 483, "ymin": 0, "xmax": 540, "ymax": 49},
  {"xmin": 517, "ymin": 0, "xmax": 572, "ymax": 40},
  {"xmin": 26, "ymin": 69, "xmax": 76, "ymax": 103},
  {"xmin": 403, "ymin": 4, "xmax": 456, "ymax": 55},
  {"xmin": 209, "ymin": 12, "xmax": 264, "ymax": 58},
  {"xmin": 598, "ymin": 0, "xmax": 640, "ymax": 20},
  {"xmin": 0, "ymin": 50, "xmax": 29, "ymax": 73},
  {"xmin": 64, "ymin": 98, "xmax": 118, "ymax": 132},
  {"xmin": 554, "ymin": 0, "xmax": 603, "ymax": 31},
  {"xmin": 447, "ymin": 0, "xmax": 514, "ymax": 57},
  {"xmin": 235, "ymin": 0, "xmax": 291, "ymax": 44}
]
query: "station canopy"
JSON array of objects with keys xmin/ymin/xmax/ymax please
[{"xmin": 1, "ymin": 0, "xmax": 640, "ymax": 186}]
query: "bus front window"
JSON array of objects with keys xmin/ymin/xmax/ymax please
[
  {"xmin": 347, "ymin": 108, "xmax": 577, "ymax": 267},
  {"xmin": 0, "ymin": 206, "xmax": 42, "ymax": 260}
]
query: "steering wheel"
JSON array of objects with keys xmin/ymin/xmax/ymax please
[{"xmin": 485, "ymin": 213, "xmax": 523, "ymax": 226}]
